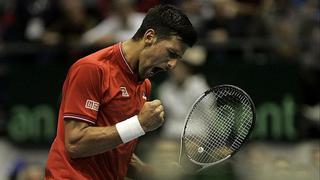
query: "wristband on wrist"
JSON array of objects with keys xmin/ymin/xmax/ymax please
[{"xmin": 116, "ymin": 115, "xmax": 145, "ymax": 143}]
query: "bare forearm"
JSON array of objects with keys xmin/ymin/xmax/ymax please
[
  {"xmin": 65, "ymin": 99, "xmax": 165, "ymax": 159},
  {"xmin": 66, "ymin": 124, "xmax": 122, "ymax": 158}
]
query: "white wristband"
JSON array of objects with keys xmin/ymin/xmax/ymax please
[{"xmin": 116, "ymin": 115, "xmax": 145, "ymax": 143}]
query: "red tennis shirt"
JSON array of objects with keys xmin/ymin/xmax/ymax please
[{"xmin": 45, "ymin": 43, "xmax": 151, "ymax": 180}]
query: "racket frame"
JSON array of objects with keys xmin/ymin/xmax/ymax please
[{"xmin": 178, "ymin": 84, "xmax": 256, "ymax": 173}]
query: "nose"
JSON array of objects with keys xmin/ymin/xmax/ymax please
[{"xmin": 167, "ymin": 59, "xmax": 178, "ymax": 69}]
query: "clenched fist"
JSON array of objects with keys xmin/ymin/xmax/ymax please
[{"xmin": 138, "ymin": 100, "xmax": 165, "ymax": 132}]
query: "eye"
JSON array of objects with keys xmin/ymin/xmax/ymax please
[{"xmin": 167, "ymin": 49, "xmax": 181, "ymax": 60}]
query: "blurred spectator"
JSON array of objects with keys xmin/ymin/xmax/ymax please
[
  {"xmin": 298, "ymin": 0, "xmax": 319, "ymax": 69},
  {"xmin": 205, "ymin": 0, "xmax": 264, "ymax": 39},
  {"xmin": 81, "ymin": 0, "xmax": 145, "ymax": 46},
  {"xmin": 0, "ymin": 0, "xmax": 61, "ymax": 42},
  {"xmin": 25, "ymin": 0, "xmax": 99, "ymax": 64},
  {"xmin": 42, "ymin": 0, "xmax": 97, "ymax": 46},
  {"xmin": 297, "ymin": 0, "xmax": 320, "ymax": 139},
  {"xmin": 9, "ymin": 159, "xmax": 44, "ymax": 180},
  {"xmin": 202, "ymin": 0, "xmax": 266, "ymax": 63},
  {"xmin": 264, "ymin": 0, "xmax": 302, "ymax": 62},
  {"xmin": 16, "ymin": 164, "xmax": 44, "ymax": 180},
  {"xmin": 0, "ymin": 0, "xmax": 33, "ymax": 42},
  {"xmin": 157, "ymin": 45, "xmax": 209, "ymax": 140},
  {"xmin": 24, "ymin": 0, "xmax": 51, "ymax": 41},
  {"xmin": 136, "ymin": 0, "xmax": 160, "ymax": 13},
  {"xmin": 178, "ymin": 0, "xmax": 206, "ymax": 34},
  {"xmin": 0, "ymin": 0, "xmax": 15, "ymax": 42}
]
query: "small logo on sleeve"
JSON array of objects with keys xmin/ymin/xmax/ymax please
[
  {"xmin": 120, "ymin": 86, "xmax": 130, "ymax": 97},
  {"xmin": 85, "ymin": 100, "xmax": 100, "ymax": 111}
]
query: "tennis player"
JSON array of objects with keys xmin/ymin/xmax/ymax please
[{"xmin": 45, "ymin": 4, "xmax": 197, "ymax": 180}]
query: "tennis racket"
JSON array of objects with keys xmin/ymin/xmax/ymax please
[{"xmin": 178, "ymin": 84, "xmax": 255, "ymax": 173}]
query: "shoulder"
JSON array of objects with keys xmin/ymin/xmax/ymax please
[
  {"xmin": 80, "ymin": 44, "xmax": 117, "ymax": 64},
  {"xmin": 70, "ymin": 60, "xmax": 104, "ymax": 74},
  {"xmin": 66, "ymin": 59, "xmax": 107, "ymax": 84},
  {"xmin": 70, "ymin": 44, "xmax": 118, "ymax": 72}
]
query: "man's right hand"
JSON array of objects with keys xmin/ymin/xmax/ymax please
[{"xmin": 138, "ymin": 100, "xmax": 165, "ymax": 132}]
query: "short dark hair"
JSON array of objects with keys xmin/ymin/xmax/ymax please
[{"xmin": 132, "ymin": 4, "xmax": 197, "ymax": 47}]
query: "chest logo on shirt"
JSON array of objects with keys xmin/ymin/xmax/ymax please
[
  {"xmin": 120, "ymin": 86, "xmax": 130, "ymax": 97},
  {"xmin": 85, "ymin": 100, "xmax": 100, "ymax": 111}
]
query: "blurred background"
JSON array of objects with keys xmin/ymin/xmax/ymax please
[{"xmin": 0, "ymin": 0, "xmax": 319, "ymax": 179}]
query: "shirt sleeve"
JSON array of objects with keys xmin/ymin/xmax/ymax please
[{"xmin": 63, "ymin": 63, "xmax": 104, "ymax": 124}]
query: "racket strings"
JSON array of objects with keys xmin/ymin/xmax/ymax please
[
  {"xmin": 204, "ymin": 104, "xmax": 234, "ymax": 148},
  {"xmin": 185, "ymin": 135, "xmax": 232, "ymax": 163},
  {"xmin": 184, "ymin": 138, "xmax": 232, "ymax": 164},
  {"xmin": 183, "ymin": 88, "xmax": 254, "ymax": 164},
  {"xmin": 189, "ymin": 99, "xmax": 230, "ymax": 152},
  {"xmin": 184, "ymin": 136, "xmax": 218, "ymax": 160},
  {"xmin": 230, "ymin": 102, "xmax": 253, "ymax": 150}
]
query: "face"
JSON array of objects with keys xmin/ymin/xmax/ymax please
[{"xmin": 138, "ymin": 35, "xmax": 188, "ymax": 79}]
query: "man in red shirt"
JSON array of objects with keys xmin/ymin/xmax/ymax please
[{"xmin": 45, "ymin": 4, "xmax": 197, "ymax": 180}]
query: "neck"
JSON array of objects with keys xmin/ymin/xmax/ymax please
[{"xmin": 121, "ymin": 40, "xmax": 143, "ymax": 72}]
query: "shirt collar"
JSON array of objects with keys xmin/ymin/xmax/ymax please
[{"xmin": 114, "ymin": 42, "xmax": 141, "ymax": 83}]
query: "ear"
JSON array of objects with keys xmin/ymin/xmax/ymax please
[{"xmin": 143, "ymin": 29, "xmax": 156, "ymax": 46}]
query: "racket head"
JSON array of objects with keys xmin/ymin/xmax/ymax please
[{"xmin": 181, "ymin": 84, "xmax": 255, "ymax": 166}]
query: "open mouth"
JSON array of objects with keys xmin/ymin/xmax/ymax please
[{"xmin": 147, "ymin": 67, "xmax": 166, "ymax": 78}]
